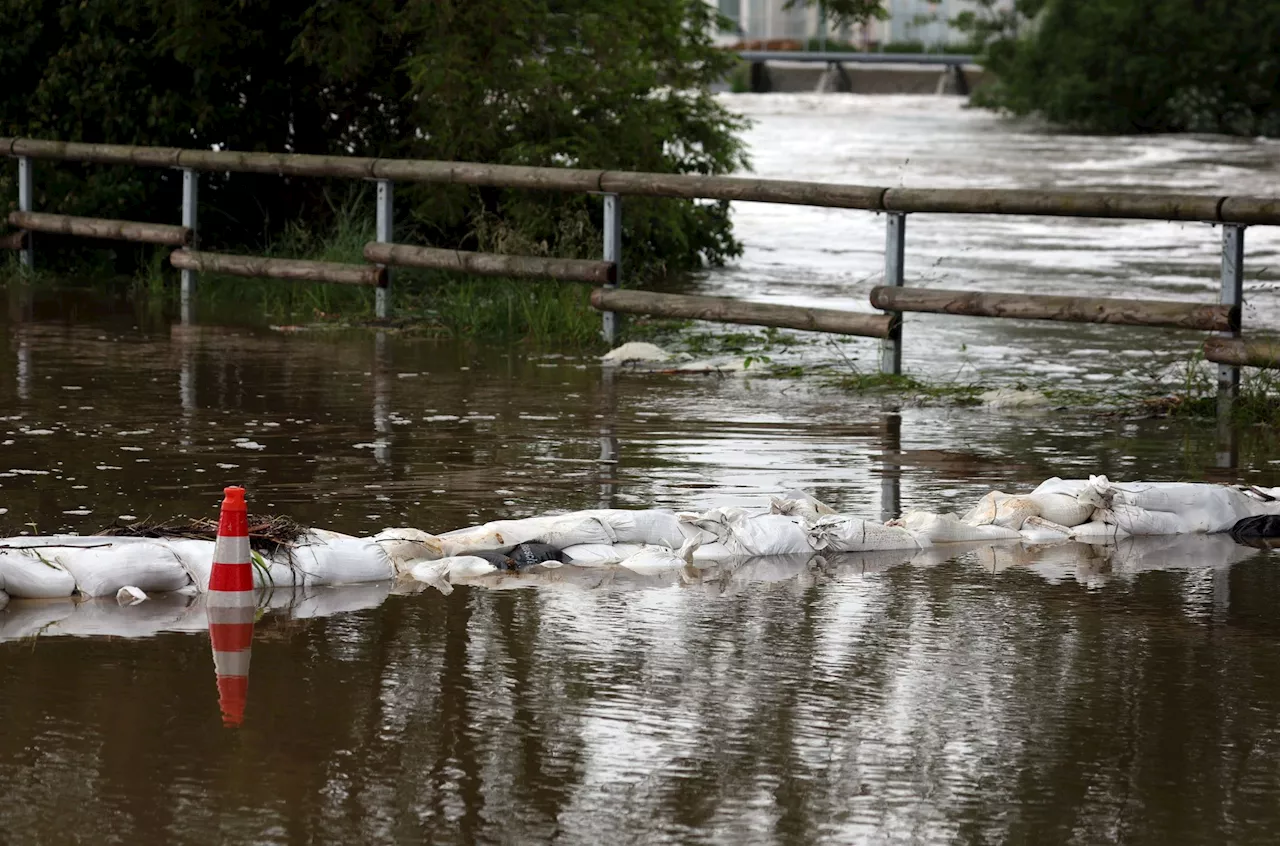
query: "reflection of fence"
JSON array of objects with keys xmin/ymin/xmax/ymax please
[{"xmin": 3, "ymin": 137, "xmax": 1278, "ymax": 412}]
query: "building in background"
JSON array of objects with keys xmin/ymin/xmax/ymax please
[{"xmin": 712, "ymin": 0, "xmax": 1011, "ymax": 48}]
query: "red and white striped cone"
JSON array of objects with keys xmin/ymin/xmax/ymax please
[{"xmin": 207, "ymin": 486, "xmax": 255, "ymax": 727}]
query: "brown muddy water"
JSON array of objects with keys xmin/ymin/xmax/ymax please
[
  {"xmin": 7, "ymin": 95, "xmax": 1280, "ymax": 845},
  {"xmin": 3, "ymin": 309, "xmax": 1280, "ymax": 846}
]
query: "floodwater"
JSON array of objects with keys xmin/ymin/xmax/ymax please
[
  {"xmin": 704, "ymin": 95, "xmax": 1280, "ymax": 388},
  {"xmin": 5, "ymin": 95, "xmax": 1280, "ymax": 845}
]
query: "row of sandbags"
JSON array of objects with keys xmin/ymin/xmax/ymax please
[
  {"xmin": 3, "ymin": 534, "xmax": 1254, "ymax": 632},
  {"xmin": 3, "ymin": 477, "xmax": 1278, "ymax": 601},
  {"xmin": 896, "ymin": 476, "xmax": 1280, "ymax": 543},
  {"xmin": 389, "ymin": 534, "xmax": 1261, "ymax": 596},
  {"xmin": 0, "ymin": 530, "xmax": 400, "ymax": 600},
  {"xmin": 401, "ymin": 477, "xmax": 1280, "ymax": 589}
]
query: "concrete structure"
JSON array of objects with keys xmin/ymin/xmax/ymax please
[{"xmin": 712, "ymin": 0, "xmax": 1014, "ymax": 49}]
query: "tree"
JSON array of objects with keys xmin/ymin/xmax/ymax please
[
  {"xmin": 956, "ymin": 0, "xmax": 1280, "ymax": 137},
  {"xmin": 0, "ymin": 0, "xmax": 749, "ymax": 278},
  {"xmin": 784, "ymin": 0, "xmax": 887, "ymax": 30}
]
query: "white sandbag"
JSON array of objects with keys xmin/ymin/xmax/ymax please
[
  {"xmin": 372, "ymin": 528, "xmax": 444, "ymax": 572},
  {"xmin": 899, "ymin": 511, "xmax": 1022, "ymax": 544},
  {"xmin": 1094, "ymin": 502, "xmax": 1188, "ymax": 536},
  {"xmin": 1091, "ymin": 479, "xmax": 1280, "ymax": 533},
  {"xmin": 1019, "ymin": 516, "xmax": 1075, "ymax": 543},
  {"xmin": 285, "ymin": 532, "xmax": 394, "ymax": 586},
  {"xmin": 52, "ymin": 542, "xmax": 192, "ymax": 598},
  {"xmin": 688, "ymin": 541, "xmax": 736, "ymax": 561},
  {"xmin": 0, "ymin": 545, "xmax": 78, "ymax": 598},
  {"xmin": 728, "ymin": 514, "xmax": 812, "ymax": 556},
  {"xmin": 0, "ymin": 589, "xmax": 7, "ymax": 611},
  {"xmin": 770, "ymin": 489, "xmax": 838, "ymax": 524},
  {"xmin": 1068, "ymin": 520, "xmax": 1130, "ymax": 542},
  {"xmin": 438, "ymin": 512, "xmax": 617, "ymax": 555},
  {"xmin": 677, "ymin": 507, "xmax": 745, "ymax": 545},
  {"xmin": 681, "ymin": 509, "xmax": 812, "ymax": 557},
  {"xmin": 559, "ymin": 543, "xmax": 646, "ymax": 566},
  {"xmin": 1030, "ymin": 493, "xmax": 1096, "ymax": 528},
  {"xmin": 615, "ymin": 539, "xmax": 699, "ymax": 575},
  {"xmin": 963, "ymin": 491, "xmax": 1094, "ymax": 531},
  {"xmin": 808, "ymin": 515, "xmax": 920, "ymax": 552},
  {"xmin": 164, "ymin": 538, "xmax": 217, "ymax": 589},
  {"xmin": 117, "ymin": 586, "xmax": 148, "ymax": 605},
  {"xmin": 615, "ymin": 547, "xmax": 689, "ymax": 575},
  {"xmin": 1030, "ymin": 477, "xmax": 1093, "ymax": 498},
  {"xmin": 585, "ymin": 509, "xmax": 685, "ymax": 547},
  {"xmin": 409, "ymin": 556, "xmax": 499, "ymax": 592}
]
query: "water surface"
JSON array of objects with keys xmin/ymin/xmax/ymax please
[{"xmin": 5, "ymin": 96, "xmax": 1280, "ymax": 845}]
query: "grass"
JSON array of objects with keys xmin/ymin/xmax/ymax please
[{"xmin": 1, "ymin": 195, "xmax": 609, "ymax": 348}]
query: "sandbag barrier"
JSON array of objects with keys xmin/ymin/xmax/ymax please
[
  {"xmin": 4, "ymin": 534, "xmax": 1258, "ymax": 642},
  {"xmin": 3, "ymin": 477, "xmax": 1279, "ymax": 603}
]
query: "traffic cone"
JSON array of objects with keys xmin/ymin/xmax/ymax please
[{"xmin": 207, "ymin": 486, "xmax": 255, "ymax": 727}]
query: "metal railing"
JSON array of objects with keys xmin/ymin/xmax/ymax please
[
  {"xmin": 735, "ymin": 50, "xmax": 975, "ymax": 66},
  {"xmin": 3, "ymin": 137, "xmax": 1278, "ymax": 412}
]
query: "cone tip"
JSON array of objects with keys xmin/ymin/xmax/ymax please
[{"xmin": 221, "ymin": 486, "xmax": 246, "ymax": 511}]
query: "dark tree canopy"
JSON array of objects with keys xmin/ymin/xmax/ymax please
[
  {"xmin": 958, "ymin": 0, "xmax": 1280, "ymax": 136},
  {"xmin": 0, "ymin": 0, "xmax": 749, "ymax": 277}
]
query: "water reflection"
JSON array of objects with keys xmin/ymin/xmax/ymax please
[{"xmin": 3, "ymin": 537, "xmax": 1280, "ymax": 843}]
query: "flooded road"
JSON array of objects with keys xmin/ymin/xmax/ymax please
[
  {"xmin": 5, "ymin": 96, "xmax": 1280, "ymax": 844},
  {"xmin": 703, "ymin": 95, "xmax": 1280, "ymax": 388}
]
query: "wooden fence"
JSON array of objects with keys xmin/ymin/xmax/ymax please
[{"xmin": 2, "ymin": 137, "xmax": 1276, "ymax": 410}]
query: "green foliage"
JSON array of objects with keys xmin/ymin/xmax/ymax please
[
  {"xmin": 785, "ymin": 0, "xmax": 886, "ymax": 29},
  {"xmin": 0, "ymin": 0, "xmax": 749, "ymax": 279},
  {"xmin": 957, "ymin": 0, "xmax": 1280, "ymax": 136}
]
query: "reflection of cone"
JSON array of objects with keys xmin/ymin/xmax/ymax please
[{"xmin": 208, "ymin": 486, "xmax": 254, "ymax": 727}]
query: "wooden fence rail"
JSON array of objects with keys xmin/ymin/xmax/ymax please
[
  {"xmin": 869, "ymin": 286, "xmax": 1238, "ymax": 332},
  {"xmin": 9, "ymin": 211, "xmax": 191, "ymax": 246},
  {"xmin": 4, "ymin": 136, "xmax": 1278, "ymax": 417},
  {"xmin": 170, "ymin": 250, "xmax": 386, "ymax": 287},
  {"xmin": 363, "ymin": 243, "xmax": 615, "ymax": 284},
  {"xmin": 591, "ymin": 288, "xmax": 894, "ymax": 338},
  {"xmin": 4, "ymin": 137, "xmax": 1279, "ymax": 224}
]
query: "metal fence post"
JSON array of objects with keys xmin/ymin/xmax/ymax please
[
  {"xmin": 1218, "ymin": 225, "xmax": 1245, "ymax": 417},
  {"xmin": 17, "ymin": 157, "xmax": 33, "ymax": 269},
  {"xmin": 375, "ymin": 180, "xmax": 393, "ymax": 320},
  {"xmin": 602, "ymin": 193, "xmax": 621, "ymax": 345},
  {"xmin": 880, "ymin": 212, "xmax": 906, "ymax": 375},
  {"xmin": 180, "ymin": 168, "xmax": 198, "ymax": 324},
  {"xmin": 1217, "ymin": 223, "xmax": 1246, "ymax": 468}
]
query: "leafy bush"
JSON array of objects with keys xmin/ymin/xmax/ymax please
[
  {"xmin": 956, "ymin": 0, "xmax": 1280, "ymax": 136},
  {"xmin": 0, "ymin": 0, "xmax": 749, "ymax": 279}
]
